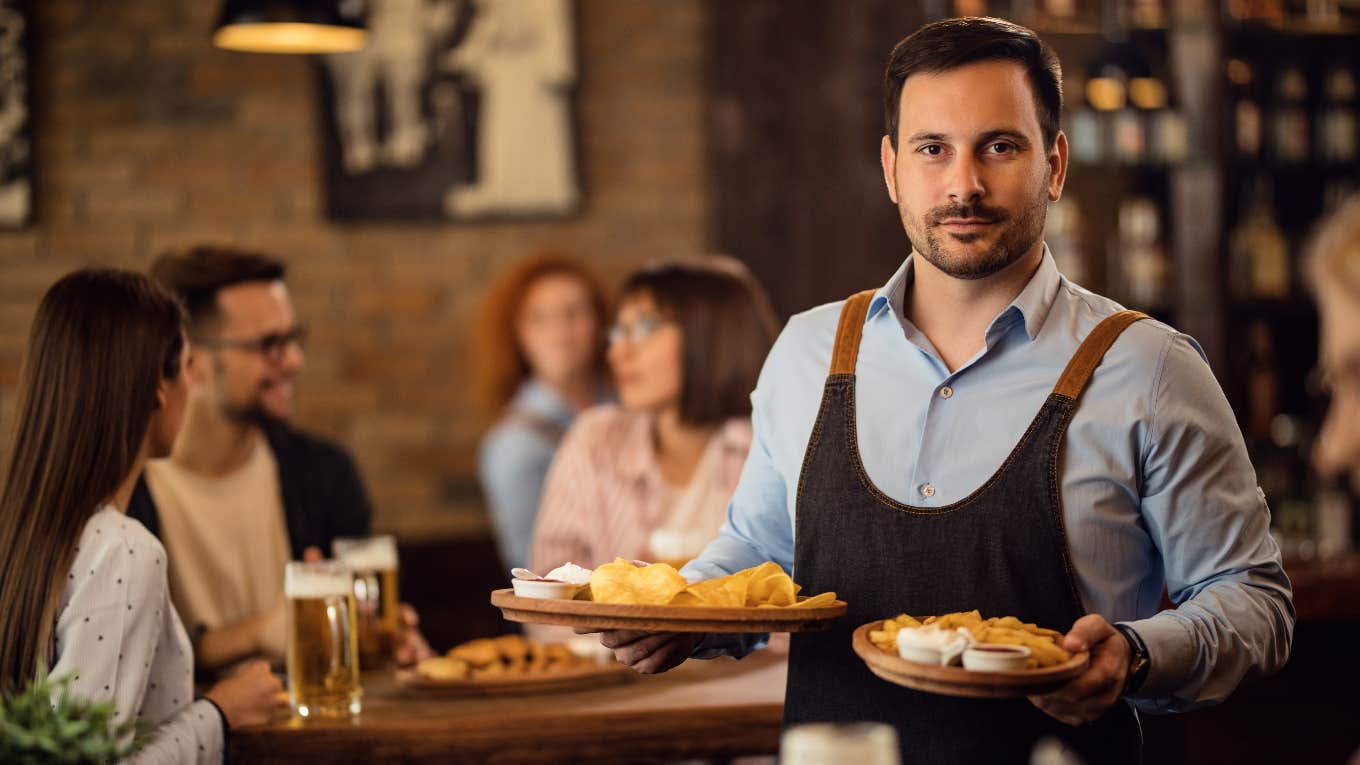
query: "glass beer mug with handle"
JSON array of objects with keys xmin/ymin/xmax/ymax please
[
  {"xmin": 285, "ymin": 561, "xmax": 362, "ymax": 718},
  {"xmin": 332, "ymin": 535, "xmax": 400, "ymax": 669},
  {"xmin": 781, "ymin": 722, "xmax": 900, "ymax": 765}
]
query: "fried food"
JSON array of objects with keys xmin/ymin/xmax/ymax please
[
  {"xmin": 870, "ymin": 611, "xmax": 1073, "ymax": 669},
  {"xmin": 587, "ymin": 558, "xmax": 836, "ymax": 608},
  {"xmin": 416, "ymin": 634, "xmax": 600, "ymax": 681},
  {"xmin": 590, "ymin": 559, "xmax": 689, "ymax": 605}
]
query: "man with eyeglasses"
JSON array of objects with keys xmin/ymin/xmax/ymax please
[{"xmin": 129, "ymin": 246, "xmax": 431, "ymax": 675}]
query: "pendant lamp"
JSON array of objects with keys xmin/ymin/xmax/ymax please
[{"xmin": 213, "ymin": 0, "xmax": 367, "ymax": 54}]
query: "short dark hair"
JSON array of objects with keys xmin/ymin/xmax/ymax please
[
  {"xmin": 884, "ymin": 17, "xmax": 1063, "ymax": 150},
  {"xmin": 150, "ymin": 245, "xmax": 286, "ymax": 333},
  {"xmin": 620, "ymin": 257, "xmax": 778, "ymax": 427}
]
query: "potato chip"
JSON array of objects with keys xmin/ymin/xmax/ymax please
[
  {"xmin": 589, "ymin": 558, "xmax": 688, "ymax": 605},
  {"xmin": 745, "ymin": 562, "xmax": 798, "ymax": 606},
  {"xmin": 786, "ymin": 591, "xmax": 837, "ymax": 608},
  {"xmin": 670, "ymin": 575, "xmax": 747, "ymax": 607}
]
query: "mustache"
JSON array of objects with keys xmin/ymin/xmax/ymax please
[{"xmin": 927, "ymin": 203, "xmax": 1008, "ymax": 225}]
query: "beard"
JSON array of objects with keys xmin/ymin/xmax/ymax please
[
  {"xmin": 220, "ymin": 395, "xmax": 285, "ymax": 428},
  {"xmin": 905, "ymin": 186, "xmax": 1048, "ymax": 281}
]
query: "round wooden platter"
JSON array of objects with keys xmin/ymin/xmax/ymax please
[
  {"xmin": 851, "ymin": 622, "xmax": 1089, "ymax": 699},
  {"xmin": 490, "ymin": 588, "xmax": 847, "ymax": 632},
  {"xmin": 394, "ymin": 660, "xmax": 635, "ymax": 697}
]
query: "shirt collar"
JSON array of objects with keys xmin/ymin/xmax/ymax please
[
  {"xmin": 866, "ymin": 244, "xmax": 1062, "ymax": 343},
  {"xmin": 509, "ymin": 380, "xmax": 577, "ymax": 427},
  {"xmin": 615, "ymin": 415, "xmax": 746, "ymax": 486}
]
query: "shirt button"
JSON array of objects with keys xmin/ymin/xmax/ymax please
[
  {"xmin": 939, "ymin": 386, "xmax": 953, "ymax": 399},
  {"xmin": 920, "ymin": 483, "xmax": 936, "ymax": 498}
]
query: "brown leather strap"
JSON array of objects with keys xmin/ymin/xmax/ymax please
[
  {"xmin": 829, "ymin": 290, "xmax": 877, "ymax": 376},
  {"xmin": 1052, "ymin": 310, "xmax": 1150, "ymax": 401}
]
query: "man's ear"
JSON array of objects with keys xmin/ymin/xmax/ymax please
[
  {"xmin": 1048, "ymin": 130, "xmax": 1069, "ymax": 202},
  {"xmin": 154, "ymin": 377, "xmax": 170, "ymax": 410},
  {"xmin": 881, "ymin": 134, "xmax": 900, "ymax": 205}
]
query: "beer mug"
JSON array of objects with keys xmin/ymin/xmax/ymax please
[
  {"xmin": 285, "ymin": 561, "xmax": 361, "ymax": 718},
  {"xmin": 332, "ymin": 535, "xmax": 400, "ymax": 669},
  {"xmin": 781, "ymin": 722, "xmax": 900, "ymax": 765}
]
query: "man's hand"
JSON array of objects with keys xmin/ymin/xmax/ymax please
[
  {"xmin": 394, "ymin": 603, "xmax": 436, "ymax": 666},
  {"xmin": 1028, "ymin": 614, "xmax": 1130, "ymax": 726},
  {"xmin": 576, "ymin": 629, "xmax": 705, "ymax": 674}
]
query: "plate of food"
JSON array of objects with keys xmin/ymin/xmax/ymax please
[
  {"xmin": 491, "ymin": 559, "xmax": 846, "ymax": 633},
  {"xmin": 396, "ymin": 634, "xmax": 634, "ymax": 696},
  {"xmin": 852, "ymin": 611, "xmax": 1089, "ymax": 699}
]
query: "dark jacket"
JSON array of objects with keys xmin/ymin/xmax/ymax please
[{"xmin": 129, "ymin": 421, "xmax": 372, "ymax": 560}]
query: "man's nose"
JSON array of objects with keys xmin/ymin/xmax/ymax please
[
  {"xmin": 946, "ymin": 153, "xmax": 985, "ymax": 205},
  {"xmin": 278, "ymin": 340, "xmax": 304, "ymax": 373}
]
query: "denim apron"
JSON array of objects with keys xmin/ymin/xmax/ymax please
[{"xmin": 785, "ymin": 290, "xmax": 1145, "ymax": 765}]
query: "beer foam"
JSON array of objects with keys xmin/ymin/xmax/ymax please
[
  {"xmin": 333, "ymin": 535, "xmax": 397, "ymax": 571},
  {"xmin": 285, "ymin": 562, "xmax": 353, "ymax": 598}
]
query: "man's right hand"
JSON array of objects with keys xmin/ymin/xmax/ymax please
[{"xmin": 580, "ymin": 629, "xmax": 706, "ymax": 674}]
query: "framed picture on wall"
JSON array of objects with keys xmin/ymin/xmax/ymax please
[
  {"xmin": 0, "ymin": 0, "xmax": 31, "ymax": 228},
  {"xmin": 317, "ymin": 0, "xmax": 580, "ymax": 221}
]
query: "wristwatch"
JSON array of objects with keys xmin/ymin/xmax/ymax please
[{"xmin": 1114, "ymin": 623, "xmax": 1151, "ymax": 697}]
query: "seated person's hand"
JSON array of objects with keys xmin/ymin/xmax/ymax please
[
  {"xmin": 204, "ymin": 660, "xmax": 286, "ymax": 728},
  {"xmin": 1028, "ymin": 614, "xmax": 1130, "ymax": 726},
  {"xmin": 394, "ymin": 603, "xmax": 436, "ymax": 666},
  {"xmin": 575, "ymin": 628, "xmax": 705, "ymax": 674}
]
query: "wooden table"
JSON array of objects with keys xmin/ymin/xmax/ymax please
[{"xmin": 229, "ymin": 653, "xmax": 787, "ymax": 764}]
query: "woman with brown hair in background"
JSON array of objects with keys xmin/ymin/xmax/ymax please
[
  {"xmin": 474, "ymin": 253, "xmax": 611, "ymax": 571},
  {"xmin": 531, "ymin": 256, "xmax": 779, "ymax": 573},
  {"xmin": 0, "ymin": 269, "xmax": 283, "ymax": 763}
]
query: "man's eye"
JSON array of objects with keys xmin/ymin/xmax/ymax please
[
  {"xmin": 918, "ymin": 144, "xmax": 944, "ymax": 156},
  {"xmin": 988, "ymin": 142, "xmax": 1015, "ymax": 154}
]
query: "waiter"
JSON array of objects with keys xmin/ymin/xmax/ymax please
[{"xmin": 589, "ymin": 17, "xmax": 1294, "ymax": 764}]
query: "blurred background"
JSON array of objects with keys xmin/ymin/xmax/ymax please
[{"xmin": 0, "ymin": 0, "xmax": 1356, "ymax": 760}]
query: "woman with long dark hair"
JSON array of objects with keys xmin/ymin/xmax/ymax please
[{"xmin": 0, "ymin": 269, "xmax": 283, "ymax": 762}]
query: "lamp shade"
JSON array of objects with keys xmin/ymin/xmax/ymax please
[{"xmin": 213, "ymin": 0, "xmax": 368, "ymax": 54}]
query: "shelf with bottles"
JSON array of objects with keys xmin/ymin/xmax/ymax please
[
  {"xmin": 1221, "ymin": 0, "xmax": 1360, "ymax": 36},
  {"xmin": 1220, "ymin": 45, "xmax": 1358, "ymax": 169}
]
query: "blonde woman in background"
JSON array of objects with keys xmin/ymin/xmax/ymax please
[
  {"xmin": 1310, "ymin": 194, "xmax": 1360, "ymax": 492},
  {"xmin": 474, "ymin": 253, "xmax": 611, "ymax": 570}
]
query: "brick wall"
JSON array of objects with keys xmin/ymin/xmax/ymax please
[{"xmin": 0, "ymin": 0, "xmax": 711, "ymax": 539}]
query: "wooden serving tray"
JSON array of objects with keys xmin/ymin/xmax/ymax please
[
  {"xmin": 490, "ymin": 588, "xmax": 847, "ymax": 632},
  {"xmin": 394, "ymin": 660, "xmax": 635, "ymax": 697},
  {"xmin": 851, "ymin": 622, "xmax": 1089, "ymax": 699}
]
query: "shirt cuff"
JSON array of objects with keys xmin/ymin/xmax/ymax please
[
  {"xmin": 1116, "ymin": 613, "xmax": 1194, "ymax": 702},
  {"xmin": 691, "ymin": 632, "xmax": 769, "ymax": 660}
]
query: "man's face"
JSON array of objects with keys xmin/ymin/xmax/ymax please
[
  {"xmin": 880, "ymin": 59, "xmax": 1067, "ymax": 279},
  {"xmin": 195, "ymin": 280, "xmax": 305, "ymax": 424}
]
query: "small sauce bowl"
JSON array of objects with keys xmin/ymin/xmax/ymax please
[
  {"xmin": 511, "ymin": 578, "xmax": 581, "ymax": 599},
  {"xmin": 962, "ymin": 644, "xmax": 1031, "ymax": 672}
]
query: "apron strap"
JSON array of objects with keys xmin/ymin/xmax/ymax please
[
  {"xmin": 1052, "ymin": 310, "xmax": 1150, "ymax": 402},
  {"xmin": 828, "ymin": 290, "xmax": 878, "ymax": 376}
]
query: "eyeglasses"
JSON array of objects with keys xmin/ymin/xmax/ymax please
[
  {"xmin": 195, "ymin": 325, "xmax": 307, "ymax": 363},
  {"xmin": 607, "ymin": 314, "xmax": 671, "ymax": 347}
]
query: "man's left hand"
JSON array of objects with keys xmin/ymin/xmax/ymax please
[
  {"xmin": 395, "ymin": 603, "xmax": 436, "ymax": 666},
  {"xmin": 1028, "ymin": 614, "xmax": 1129, "ymax": 726}
]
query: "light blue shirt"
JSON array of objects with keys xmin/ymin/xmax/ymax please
[
  {"xmin": 684, "ymin": 249, "xmax": 1295, "ymax": 714},
  {"xmin": 478, "ymin": 380, "xmax": 582, "ymax": 570}
]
